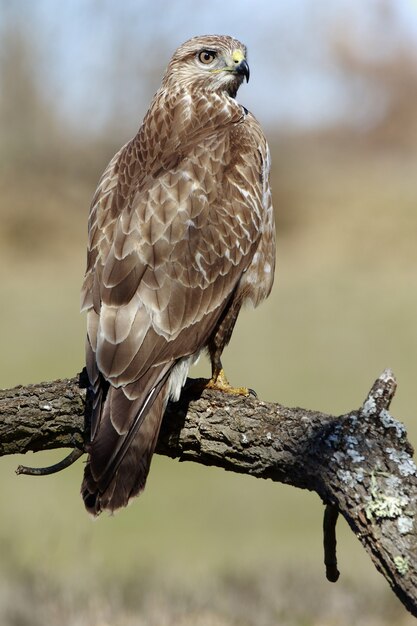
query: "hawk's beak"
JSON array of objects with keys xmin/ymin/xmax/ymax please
[
  {"xmin": 235, "ymin": 59, "xmax": 250, "ymax": 83},
  {"xmin": 231, "ymin": 50, "xmax": 250, "ymax": 83}
]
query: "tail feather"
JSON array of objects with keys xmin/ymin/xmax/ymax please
[{"xmin": 82, "ymin": 381, "xmax": 169, "ymax": 515}]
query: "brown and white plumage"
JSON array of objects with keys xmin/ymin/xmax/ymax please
[{"xmin": 81, "ymin": 34, "xmax": 276, "ymax": 515}]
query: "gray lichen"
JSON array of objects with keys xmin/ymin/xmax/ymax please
[
  {"xmin": 337, "ymin": 466, "xmax": 365, "ymax": 488},
  {"xmin": 379, "ymin": 409, "xmax": 407, "ymax": 440},
  {"xmin": 362, "ymin": 396, "xmax": 377, "ymax": 417},
  {"xmin": 354, "ymin": 467, "xmax": 365, "ymax": 483},
  {"xmin": 337, "ymin": 468, "xmax": 355, "ymax": 487},
  {"xmin": 385, "ymin": 474, "xmax": 401, "ymax": 489},
  {"xmin": 343, "ymin": 432, "xmax": 365, "ymax": 463},
  {"xmin": 386, "ymin": 448, "xmax": 417, "ymax": 477},
  {"xmin": 345, "ymin": 435, "xmax": 358, "ymax": 447},
  {"xmin": 346, "ymin": 448, "xmax": 365, "ymax": 463},
  {"xmin": 326, "ymin": 423, "xmax": 342, "ymax": 449},
  {"xmin": 333, "ymin": 450, "xmax": 346, "ymax": 465},
  {"xmin": 397, "ymin": 516, "xmax": 414, "ymax": 535}
]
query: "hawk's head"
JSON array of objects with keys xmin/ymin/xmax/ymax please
[{"xmin": 163, "ymin": 35, "xmax": 249, "ymax": 98}]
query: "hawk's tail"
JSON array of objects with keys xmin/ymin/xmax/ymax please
[{"xmin": 82, "ymin": 382, "xmax": 169, "ymax": 515}]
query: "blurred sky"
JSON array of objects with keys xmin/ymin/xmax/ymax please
[{"xmin": 1, "ymin": 0, "xmax": 417, "ymax": 134}]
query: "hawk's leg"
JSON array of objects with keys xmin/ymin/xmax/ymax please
[
  {"xmin": 206, "ymin": 360, "xmax": 250, "ymax": 397},
  {"xmin": 205, "ymin": 296, "xmax": 250, "ymax": 397}
]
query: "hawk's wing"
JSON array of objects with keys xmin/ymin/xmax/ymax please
[{"xmin": 81, "ymin": 101, "xmax": 271, "ymax": 507}]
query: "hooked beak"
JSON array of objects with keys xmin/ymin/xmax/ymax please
[{"xmin": 234, "ymin": 59, "xmax": 250, "ymax": 83}]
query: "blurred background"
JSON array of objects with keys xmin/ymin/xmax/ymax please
[{"xmin": 1, "ymin": 0, "xmax": 416, "ymax": 624}]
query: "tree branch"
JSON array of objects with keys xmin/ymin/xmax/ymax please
[{"xmin": 0, "ymin": 370, "xmax": 416, "ymax": 616}]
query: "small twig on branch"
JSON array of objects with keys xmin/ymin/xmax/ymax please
[
  {"xmin": 16, "ymin": 447, "xmax": 84, "ymax": 476},
  {"xmin": 323, "ymin": 504, "xmax": 340, "ymax": 583},
  {"xmin": 0, "ymin": 369, "xmax": 416, "ymax": 617},
  {"xmin": 362, "ymin": 367, "xmax": 397, "ymax": 416}
]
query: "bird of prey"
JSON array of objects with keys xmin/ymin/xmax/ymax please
[{"xmin": 81, "ymin": 34, "xmax": 276, "ymax": 515}]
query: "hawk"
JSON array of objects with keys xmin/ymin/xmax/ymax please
[{"xmin": 81, "ymin": 34, "xmax": 276, "ymax": 515}]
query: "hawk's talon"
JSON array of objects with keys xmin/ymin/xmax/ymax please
[{"xmin": 206, "ymin": 368, "xmax": 250, "ymax": 397}]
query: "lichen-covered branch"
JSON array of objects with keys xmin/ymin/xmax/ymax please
[{"xmin": 0, "ymin": 370, "xmax": 416, "ymax": 617}]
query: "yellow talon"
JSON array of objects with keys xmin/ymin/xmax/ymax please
[{"xmin": 205, "ymin": 368, "xmax": 250, "ymax": 397}]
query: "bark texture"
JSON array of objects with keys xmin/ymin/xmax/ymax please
[{"xmin": 0, "ymin": 369, "xmax": 416, "ymax": 617}]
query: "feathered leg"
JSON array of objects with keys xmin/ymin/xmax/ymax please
[{"xmin": 206, "ymin": 295, "xmax": 249, "ymax": 396}]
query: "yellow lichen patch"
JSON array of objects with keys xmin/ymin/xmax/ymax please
[
  {"xmin": 394, "ymin": 556, "xmax": 410, "ymax": 576},
  {"xmin": 365, "ymin": 472, "xmax": 409, "ymax": 521}
]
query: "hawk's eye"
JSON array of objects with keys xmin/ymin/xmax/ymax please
[{"xmin": 198, "ymin": 50, "xmax": 216, "ymax": 65}]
